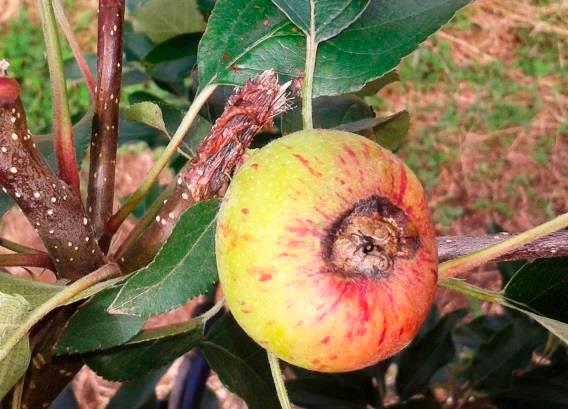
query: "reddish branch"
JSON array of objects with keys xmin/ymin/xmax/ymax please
[
  {"xmin": 87, "ymin": 0, "xmax": 125, "ymax": 246},
  {"xmin": 0, "ymin": 73, "xmax": 107, "ymax": 409},
  {"xmin": 117, "ymin": 71, "xmax": 290, "ymax": 271},
  {"xmin": 0, "ymin": 253, "xmax": 55, "ymax": 269},
  {"xmin": 0, "ymin": 75, "xmax": 105, "ymax": 280}
]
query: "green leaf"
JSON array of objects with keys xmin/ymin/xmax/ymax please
[
  {"xmin": 287, "ymin": 378, "xmax": 371, "ymax": 409},
  {"xmin": 0, "ymin": 272, "xmax": 63, "ymax": 309},
  {"xmin": 441, "ymin": 276, "xmax": 568, "ymax": 348},
  {"xmin": 353, "ymin": 70, "xmax": 399, "ymax": 97},
  {"xmin": 126, "ymin": 92, "xmax": 212, "ymax": 154},
  {"xmin": 396, "ymin": 309, "xmax": 467, "ymax": 399},
  {"xmin": 198, "ymin": 0, "xmax": 472, "ymax": 97},
  {"xmin": 0, "ymin": 192, "xmax": 12, "ymax": 218},
  {"xmin": 41, "ymin": 111, "xmax": 95, "ymax": 170},
  {"xmin": 109, "ymin": 200, "xmax": 220, "ymax": 318},
  {"xmin": 124, "ymin": 102, "xmax": 169, "ymax": 135},
  {"xmin": 271, "ymin": 0, "xmax": 371, "ymax": 42},
  {"xmin": 312, "ymin": 0, "xmax": 473, "ymax": 96},
  {"xmin": 131, "ymin": 0, "xmax": 206, "ymax": 43},
  {"xmin": 143, "ymin": 33, "xmax": 201, "ymax": 85},
  {"xmin": 491, "ymin": 363, "xmax": 568, "ymax": 409},
  {"xmin": 106, "ymin": 368, "xmax": 167, "ymax": 409},
  {"xmin": 56, "ymin": 288, "xmax": 145, "ymax": 355},
  {"xmin": 505, "ymin": 258, "xmax": 568, "ymax": 323},
  {"xmin": 281, "ymin": 94, "xmax": 373, "ymax": 134},
  {"xmin": 84, "ymin": 325, "xmax": 203, "ymax": 381},
  {"xmin": 200, "ymin": 314, "xmax": 279, "ymax": 409},
  {"xmin": 0, "ymin": 292, "xmax": 31, "ymax": 400},
  {"xmin": 197, "ymin": 0, "xmax": 297, "ymax": 90},
  {"xmin": 370, "ymin": 110, "xmax": 410, "ymax": 151},
  {"xmin": 470, "ymin": 315, "xmax": 545, "ymax": 393}
]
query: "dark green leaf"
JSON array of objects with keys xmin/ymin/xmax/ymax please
[
  {"xmin": 0, "ymin": 272, "xmax": 63, "ymax": 309},
  {"xmin": 271, "ymin": 0, "xmax": 371, "ymax": 42},
  {"xmin": 197, "ymin": 0, "xmax": 298, "ymax": 91},
  {"xmin": 491, "ymin": 363, "xmax": 568, "ymax": 409},
  {"xmin": 56, "ymin": 288, "xmax": 144, "ymax": 355},
  {"xmin": 287, "ymin": 378, "xmax": 369, "ymax": 409},
  {"xmin": 198, "ymin": 0, "xmax": 472, "ymax": 97},
  {"xmin": 131, "ymin": 0, "xmax": 206, "ymax": 43},
  {"xmin": 144, "ymin": 33, "xmax": 201, "ymax": 85},
  {"xmin": 197, "ymin": 0, "xmax": 216, "ymax": 14},
  {"xmin": 281, "ymin": 94, "xmax": 373, "ymax": 134},
  {"xmin": 124, "ymin": 29, "xmax": 156, "ymax": 62},
  {"xmin": 0, "ymin": 191, "xmax": 12, "ymax": 218},
  {"xmin": 505, "ymin": 258, "xmax": 568, "ymax": 323},
  {"xmin": 109, "ymin": 200, "xmax": 220, "ymax": 318},
  {"xmin": 334, "ymin": 110, "xmax": 410, "ymax": 150},
  {"xmin": 397, "ymin": 309, "xmax": 467, "ymax": 399},
  {"xmin": 84, "ymin": 325, "xmax": 203, "ymax": 381},
  {"xmin": 40, "ymin": 111, "xmax": 94, "ymax": 170},
  {"xmin": 353, "ymin": 70, "xmax": 399, "ymax": 97},
  {"xmin": 106, "ymin": 368, "xmax": 167, "ymax": 409},
  {"xmin": 470, "ymin": 314, "xmax": 545, "ymax": 393},
  {"xmin": 200, "ymin": 314, "xmax": 279, "ymax": 409},
  {"xmin": 370, "ymin": 110, "xmax": 410, "ymax": 150},
  {"xmin": 497, "ymin": 259, "xmax": 526, "ymax": 287},
  {"xmin": 63, "ymin": 54, "xmax": 97, "ymax": 82}
]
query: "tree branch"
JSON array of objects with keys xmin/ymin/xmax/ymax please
[
  {"xmin": 0, "ymin": 74, "xmax": 105, "ymax": 280},
  {"xmin": 438, "ymin": 230, "xmax": 568, "ymax": 263},
  {"xmin": 0, "ymin": 253, "xmax": 55, "ymax": 269},
  {"xmin": 87, "ymin": 0, "xmax": 125, "ymax": 246},
  {"xmin": 116, "ymin": 71, "xmax": 290, "ymax": 271}
]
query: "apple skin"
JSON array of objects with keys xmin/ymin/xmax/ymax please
[{"xmin": 216, "ymin": 129, "xmax": 437, "ymax": 372}]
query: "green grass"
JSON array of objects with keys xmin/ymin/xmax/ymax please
[
  {"xmin": 0, "ymin": 8, "xmax": 92, "ymax": 133},
  {"xmin": 396, "ymin": 3, "xmax": 567, "ymax": 230}
]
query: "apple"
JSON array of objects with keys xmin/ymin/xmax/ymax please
[{"xmin": 216, "ymin": 129, "xmax": 438, "ymax": 372}]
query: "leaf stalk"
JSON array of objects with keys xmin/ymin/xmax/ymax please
[
  {"xmin": 37, "ymin": 0, "xmax": 81, "ymax": 197},
  {"xmin": 0, "ymin": 263, "xmax": 120, "ymax": 365}
]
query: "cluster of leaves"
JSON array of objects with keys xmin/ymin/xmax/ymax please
[{"xmin": 2, "ymin": 0, "xmax": 568, "ymax": 408}]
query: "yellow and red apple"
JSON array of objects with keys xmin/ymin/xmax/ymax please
[{"xmin": 216, "ymin": 129, "xmax": 437, "ymax": 372}]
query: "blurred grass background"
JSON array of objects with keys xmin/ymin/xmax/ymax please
[{"xmin": 0, "ymin": 0, "xmax": 566, "ymax": 236}]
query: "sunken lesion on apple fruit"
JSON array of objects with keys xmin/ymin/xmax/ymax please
[{"xmin": 323, "ymin": 195, "xmax": 420, "ymax": 279}]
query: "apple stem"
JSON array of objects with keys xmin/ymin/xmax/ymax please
[
  {"xmin": 439, "ymin": 212, "xmax": 568, "ymax": 279},
  {"xmin": 267, "ymin": 350, "xmax": 292, "ymax": 409},
  {"xmin": 302, "ymin": 2, "xmax": 318, "ymax": 131}
]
